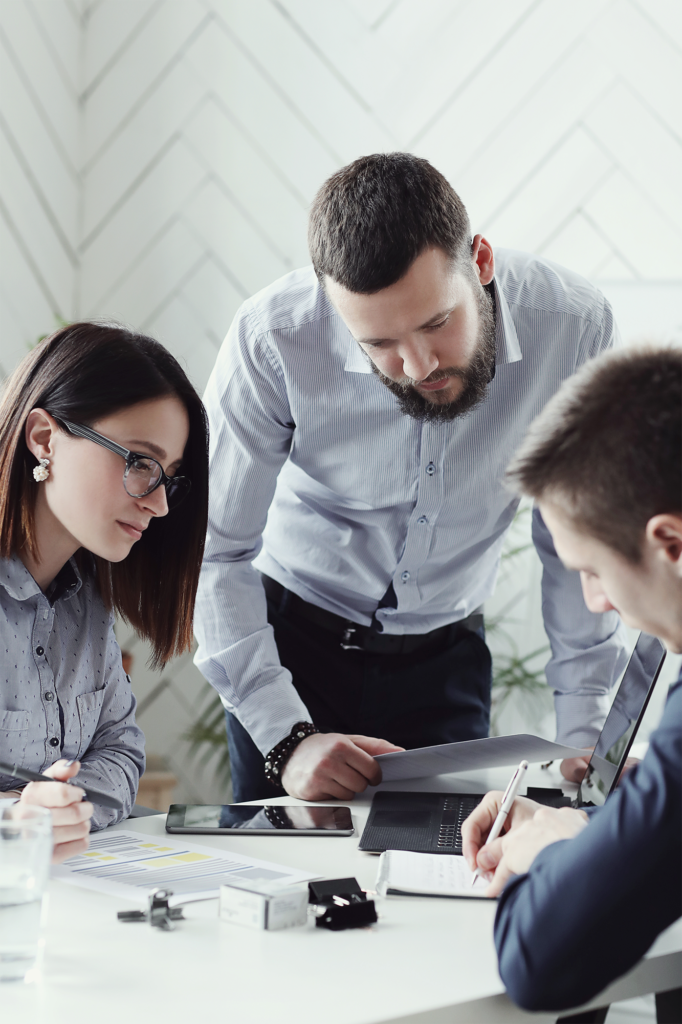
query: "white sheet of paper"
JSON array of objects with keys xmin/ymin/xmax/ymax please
[
  {"xmin": 52, "ymin": 830, "xmax": 318, "ymax": 903},
  {"xmin": 376, "ymin": 850, "xmax": 489, "ymax": 899},
  {"xmin": 375, "ymin": 734, "xmax": 589, "ymax": 781}
]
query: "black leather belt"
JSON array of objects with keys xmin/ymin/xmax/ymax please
[{"xmin": 261, "ymin": 575, "xmax": 483, "ymax": 655}]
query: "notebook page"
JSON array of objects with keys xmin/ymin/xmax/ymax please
[{"xmin": 376, "ymin": 850, "xmax": 490, "ymax": 899}]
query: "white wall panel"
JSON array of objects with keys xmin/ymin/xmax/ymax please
[
  {"xmin": 0, "ymin": 1, "xmax": 82, "ymax": 376},
  {"xmin": 71, "ymin": 0, "xmax": 681, "ymax": 394}
]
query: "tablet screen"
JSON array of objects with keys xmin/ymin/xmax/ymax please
[{"xmin": 167, "ymin": 803, "xmax": 353, "ymax": 832}]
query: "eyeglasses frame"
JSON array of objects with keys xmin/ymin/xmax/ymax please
[{"xmin": 59, "ymin": 418, "xmax": 191, "ymax": 507}]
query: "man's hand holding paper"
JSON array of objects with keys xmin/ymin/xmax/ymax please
[{"xmin": 281, "ymin": 732, "xmax": 404, "ymax": 800}]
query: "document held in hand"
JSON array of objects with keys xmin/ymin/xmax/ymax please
[
  {"xmin": 376, "ymin": 850, "xmax": 492, "ymax": 900},
  {"xmin": 375, "ymin": 734, "xmax": 590, "ymax": 782}
]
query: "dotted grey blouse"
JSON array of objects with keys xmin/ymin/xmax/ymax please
[{"xmin": 0, "ymin": 554, "xmax": 145, "ymax": 829}]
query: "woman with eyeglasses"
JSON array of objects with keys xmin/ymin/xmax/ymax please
[{"xmin": 0, "ymin": 322, "xmax": 208, "ymax": 861}]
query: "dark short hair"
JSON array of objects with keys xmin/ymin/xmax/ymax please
[
  {"xmin": 506, "ymin": 347, "xmax": 682, "ymax": 562},
  {"xmin": 0, "ymin": 322, "xmax": 209, "ymax": 666},
  {"xmin": 308, "ymin": 153, "xmax": 472, "ymax": 293}
]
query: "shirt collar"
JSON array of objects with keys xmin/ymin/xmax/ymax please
[
  {"xmin": 490, "ymin": 276, "xmax": 522, "ymax": 365},
  {"xmin": 0, "ymin": 553, "xmax": 83, "ymax": 604},
  {"xmin": 344, "ymin": 330, "xmax": 374, "ymax": 374},
  {"xmin": 344, "ymin": 275, "xmax": 522, "ymax": 374}
]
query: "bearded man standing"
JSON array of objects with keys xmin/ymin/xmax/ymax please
[{"xmin": 195, "ymin": 153, "xmax": 627, "ymax": 803}]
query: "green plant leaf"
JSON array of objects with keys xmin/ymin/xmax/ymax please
[{"xmin": 183, "ymin": 684, "xmax": 231, "ymax": 787}]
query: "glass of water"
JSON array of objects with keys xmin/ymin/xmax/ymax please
[{"xmin": 0, "ymin": 803, "xmax": 52, "ymax": 982}]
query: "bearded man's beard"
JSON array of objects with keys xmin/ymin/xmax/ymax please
[{"xmin": 370, "ymin": 283, "xmax": 496, "ymax": 423}]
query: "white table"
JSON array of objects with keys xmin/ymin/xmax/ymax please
[{"xmin": 6, "ymin": 764, "xmax": 681, "ymax": 1024}]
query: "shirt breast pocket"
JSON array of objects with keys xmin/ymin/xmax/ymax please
[
  {"xmin": 0, "ymin": 709, "xmax": 30, "ymax": 766},
  {"xmin": 75, "ymin": 690, "xmax": 106, "ymax": 757}
]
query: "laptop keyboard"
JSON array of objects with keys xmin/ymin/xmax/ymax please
[
  {"xmin": 436, "ymin": 795, "xmax": 481, "ymax": 853},
  {"xmin": 358, "ymin": 790, "xmax": 485, "ymax": 854}
]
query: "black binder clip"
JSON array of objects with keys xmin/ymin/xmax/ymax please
[
  {"xmin": 308, "ymin": 877, "xmax": 378, "ymax": 931},
  {"xmin": 117, "ymin": 888, "xmax": 185, "ymax": 931}
]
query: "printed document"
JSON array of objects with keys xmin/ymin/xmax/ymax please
[{"xmin": 52, "ymin": 830, "xmax": 317, "ymax": 902}]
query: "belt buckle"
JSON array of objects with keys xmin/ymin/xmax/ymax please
[{"xmin": 340, "ymin": 623, "xmax": 363, "ymax": 651}]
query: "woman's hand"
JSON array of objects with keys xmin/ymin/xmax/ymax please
[
  {"xmin": 461, "ymin": 790, "xmax": 541, "ymax": 872},
  {"xmin": 19, "ymin": 759, "xmax": 93, "ymax": 863}
]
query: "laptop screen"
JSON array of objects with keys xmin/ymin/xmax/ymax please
[{"xmin": 577, "ymin": 632, "xmax": 666, "ymax": 805}]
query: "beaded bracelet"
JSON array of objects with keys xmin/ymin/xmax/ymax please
[{"xmin": 264, "ymin": 721, "xmax": 319, "ymax": 788}]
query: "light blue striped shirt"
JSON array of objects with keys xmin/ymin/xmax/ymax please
[{"xmin": 195, "ymin": 249, "xmax": 628, "ymax": 755}]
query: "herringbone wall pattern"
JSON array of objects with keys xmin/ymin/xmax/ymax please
[
  {"xmin": 80, "ymin": 0, "xmax": 682, "ymax": 389},
  {"xmin": 0, "ymin": 0, "xmax": 82, "ymax": 377},
  {"xmin": 2, "ymin": 0, "xmax": 681, "ymax": 801}
]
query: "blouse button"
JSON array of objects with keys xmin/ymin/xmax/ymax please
[
  {"xmin": 44, "ymin": 691, "xmax": 54, "ymax": 701},
  {"xmin": 49, "ymin": 737, "xmax": 59, "ymax": 747},
  {"xmin": 36, "ymin": 646, "xmax": 44, "ymax": 656}
]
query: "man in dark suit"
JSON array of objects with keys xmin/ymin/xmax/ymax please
[{"xmin": 462, "ymin": 347, "xmax": 682, "ymax": 1013}]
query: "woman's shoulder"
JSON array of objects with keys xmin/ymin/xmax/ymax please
[{"xmin": 0, "ymin": 553, "xmax": 43, "ymax": 601}]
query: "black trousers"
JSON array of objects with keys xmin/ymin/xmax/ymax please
[{"xmin": 226, "ymin": 593, "xmax": 492, "ymax": 803}]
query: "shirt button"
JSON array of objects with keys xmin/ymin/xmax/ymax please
[
  {"xmin": 425, "ymin": 463, "xmax": 435, "ymax": 476},
  {"xmin": 49, "ymin": 737, "xmax": 59, "ymax": 747},
  {"xmin": 417, "ymin": 516, "xmax": 428, "ymax": 525},
  {"xmin": 36, "ymin": 646, "xmax": 44, "ymax": 656},
  {"xmin": 401, "ymin": 571, "xmax": 411, "ymax": 582},
  {"xmin": 44, "ymin": 692, "xmax": 54, "ymax": 701},
  {"xmin": 384, "ymin": 608, "xmax": 396, "ymax": 615}
]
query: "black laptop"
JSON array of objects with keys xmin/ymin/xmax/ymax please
[{"xmin": 358, "ymin": 632, "xmax": 666, "ymax": 855}]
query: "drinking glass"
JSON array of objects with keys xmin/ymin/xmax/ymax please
[{"xmin": 0, "ymin": 803, "xmax": 52, "ymax": 981}]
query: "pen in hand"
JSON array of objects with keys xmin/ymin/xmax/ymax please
[
  {"xmin": 471, "ymin": 760, "xmax": 529, "ymax": 887},
  {"xmin": 0, "ymin": 759, "xmax": 123, "ymax": 810}
]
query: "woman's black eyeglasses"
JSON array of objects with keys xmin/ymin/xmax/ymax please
[{"xmin": 60, "ymin": 419, "xmax": 191, "ymax": 509}]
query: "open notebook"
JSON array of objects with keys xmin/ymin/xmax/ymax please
[{"xmin": 376, "ymin": 850, "xmax": 492, "ymax": 900}]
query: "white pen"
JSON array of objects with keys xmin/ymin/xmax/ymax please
[{"xmin": 471, "ymin": 760, "xmax": 529, "ymax": 887}]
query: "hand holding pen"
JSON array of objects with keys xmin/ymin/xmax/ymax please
[
  {"xmin": 0, "ymin": 758, "xmax": 122, "ymax": 810},
  {"xmin": 0, "ymin": 758, "xmax": 109, "ymax": 864},
  {"xmin": 470, "ymin": 760, "xmax": 529, "ymax": 887}
]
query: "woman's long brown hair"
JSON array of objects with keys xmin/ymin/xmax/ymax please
[{"xmin": 0, "ymin": 322, "xmax": 209, "ymax": 667}]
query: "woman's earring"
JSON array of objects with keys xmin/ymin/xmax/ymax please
[{"xmin": 33, "ymin": 458, "xmax": 50, "ymax": 482}]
